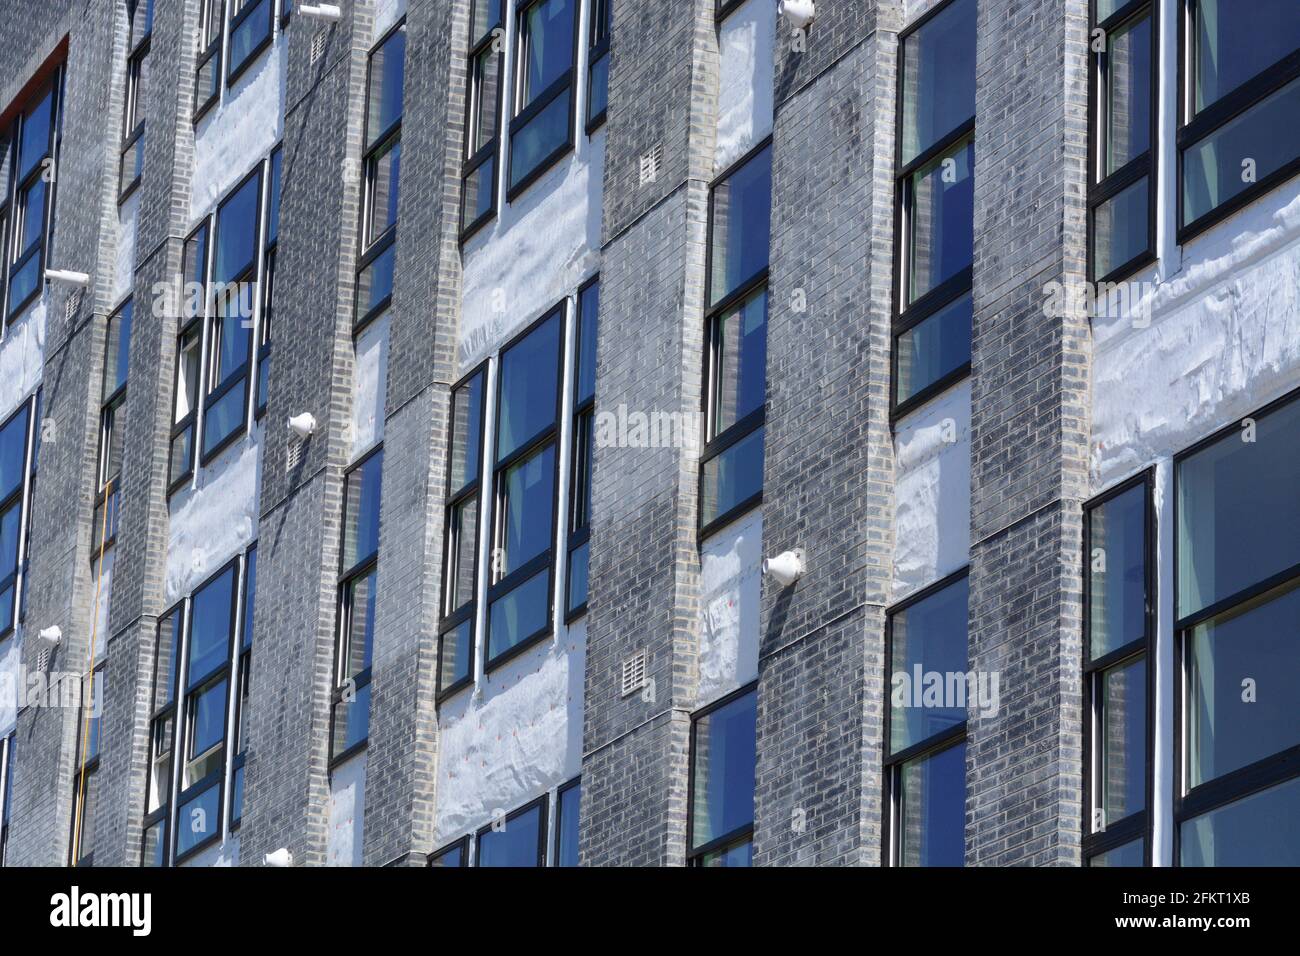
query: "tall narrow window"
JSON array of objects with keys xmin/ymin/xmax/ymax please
[
  {"xmin": 701, "ymin": 142, "xmax": 770, "ymax": 535},
  {"xmin": 0, "ymin": 399, "xmax": 35, "ymax": 639},
  {"xmin": 256, "ymin": 146, "xmax": 280, "ymax": 418},
  {"xmin": 508, "ymin": 0, "xmax": 577, "ymax": 198},
  {"xmin": 332, "ymin": 448, "xmax": 382, "ymax": 762},
  {"xmin": 357, "ymin": 22, "xmax": 405, "ymax": 330},
  {"xmin": 231, "ymin": 544, "xmax": 255, "ymax": 826},
  {"xmin": 476, "ymin": 795, "xmax": 546, "ymax": 867},
  {"xmin": 1179, "ymin": 0, "xmax": 1300, "ymax": 239},
  {"xmin": 438, "ymin": 367, "xmax": 485, "ymax": 699},
  {"xmin": 585, "ymin": 0, "xmax": 610, "ymax": 132},
  {"xmin": 195, "ymin": 0, "xmax": 225, "ymax": 120},
  {"xmin": 461, "ymin": 0, "xmax": 504, "ymax": 239},
  {"xmin": 0, "ymin": 733, "xmax": 13, "ymax": 865},
  {"xmin": 2, "ymin": 71, "xmax": 63, "ymax": 324},
  {"xmin": 227, "ymin": 0, "xmax": 275, "ymax": 84},
  {"xmin": 1175, "ymin": 391, "xmax": 1300, "ymax": 866},
  {"xmin": 486, "ymin": 309, "xmax": 563, "ymax": 668},
  {"xmin": 119, "ymin": 0, "xmax": 153, "ymax": 201},
  {"xmin": 884, "ymin": 570, "xmax": 968, "ymax": 867},
  {"xmin": 688, "ymin": 684, "xmax": 757, "ymax": 866},
  {"xmin": 170, "ymin": 221, "xmax": 208, "ymax": 491},
  {"xmin": 554, "ymin": 776, "xmax": 581, "ymax": 866},
  {"xmin": 893, "ymin": 0, "xmax": 974, "ymax": 414},
  {"xmin": 202, "ymin": 166, "xmax": 261, "ymax": 463},
  {"xmin": 1089, "ymin": 0, "xmax": 1155, "ymax": 281},
  {"xmin": 1083, "ymin": 471, "xmax": 1153, "ymax": 866},
  {"xmin": 70, "ymin": 665, "xmax": 104, "ymax": 866},
  {"xmin": 429, "ymin": 836, "xmax": 468, "ymax": 867},
  {"xmin": 94, "ymin": 300, "xmax": 133, "ymax": 553},
  {"xmin": 142, "ymin": 606, "xmax": 180, "ymax": 866},
  {"xmin": 567, "ymin": 278, "xmax": 597, "ymax": 618}
]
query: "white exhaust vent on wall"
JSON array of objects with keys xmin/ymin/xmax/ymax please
[{"xmin": 620, "ymin": 650, "xmax": 647, "ymax": 697}]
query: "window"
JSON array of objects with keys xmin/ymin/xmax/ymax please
[
  {"xmin": 486, "ymin": 309, "xmax": 563, "ymax": 668},
  {"xmin": 1, "ymin": 70, "xmax": 63, "ymax": 324},
  {"xmin": 508, "ymin": 0, "xmax": 577, "ymax": 198},
  {"xmin": 1083, "ymin": 471, "xmax": 1153, "ymax": 866},
  {"xmin": 566, "ymin": 278, "xmax": 597, "ymax": 618},
  {"xmin": 554, "ymin": 776, "xmax": 581, "ymax": 866},
  {"xmin": 257, "ymin": 145, "xmax": 280, "ymax": 418},
  {"xmin": 1174, "ymin": 390, "xmax": 1300, "ymax": 865},
  {"xmin": 461, "ymin": 0, "xmax": 504, "ymax": 239},
  {"xmin": 0, "ymin": 396, "xmax": 36, "ymax": 639},
  {"xmin": 438, "ymin": 367, "xmax": 485, "ymax": 699},
  {"xmin": 0, "ymin": 733, "xmax": 13, "ymax": 865},
  {"xmin": 701, "ymin": 142, "xmax": 770, "ymax": 535},
  {"xmin": 884, "ymin": 570, "xmax": 968, "ymax": 866},
  {"xmin": 228, "ymin": 0, "xmax": 275, "ymax": 84},
  {"xmin": 585, "ymin": 0, "xmax": 610, "ymax": 132},
  {"xmin": 170, "ymin": 221, "xmax": 208, "ymax": 490},
  {"xmin": 1179, "ymin": 0, "xmax": 1300, "ymax": 239},
  {"xmin": 428, "ymin": 836, "xmax": 468, "ymax": 867},
  {"xmin": 142, "ymin": 548, "xmax": 254, "ymax": 866},
  {"xmin": 357, "ymin": 22, "xmax": 405, "ymax": 330},
  {"xmin": 70, "ymin": 665, "xmax": 104, "ymax": 866},
  {"xmin": 688, "ymin": 684, "xmax": 757, "ymax": 866},
  {"xmin": 892, "ymin": 0, "xmax": 974, "ymax": 415},
  {"xmin": 475, "ymin": 795, "xmax": 547, "ymax": 866},
  {"xmin": 332, "ymin": 448, "xmax": 382, "ymax": 763},
  {"xmin": 119, "ymin": 0, "xmax": 153, "ymax": 200},
  {"xmin": 94, "ymin": 300, "xmax": 133, "ymax": 554},
  {"xmin": 1088, "ymin": 0, "xmax": 1156, "ymax": 281},
  {"xmin": 195, "ymin": 0, "xmax": 225, "ymax": 120}
]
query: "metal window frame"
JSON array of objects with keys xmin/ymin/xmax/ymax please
[
  {"xmin": 70, "ymin": 663, "xmax": 105, "ymax": 868},
  {"xmin": 194, "ymin": 0, "xmax": 226, "ymax": 123},
  {"xmin": 1080, "ymin": 467, "xmax": 1156, "ymax": 866},
  {"xmin": 255, "ymin": 143, "xmax": 281, "ymax": 420},
  {"xmin": 0, "ymin": 397, "xmax": 36, "ymax": 640},
  {"xmin": 474, "ymin": 792, "xmax": 549, "ymax": 867},
  {"xmin": 428, "ymin": 835, "xmax": 470, "ymax": 867},
  {"xmin": 505, "ymin": 0, "xmax": 580, "ymax": 203},
  {"xmin": 552, "ymin": 774, "xmax": 581, "ymax": 866},
  {"xmin": 483, "ymin": 304, "xmax": 566, "ymax": 673},
  {"xmin": 881, "ymin": 566, "xmax": 970, "ymax": 867},
  {"xmin": 564, "ymin": 274, "xmax": 598, "ymax": 622},
  {"xmin": 686, "ymin": 681, "xmax": 759, "ymax": 865},
  {"xmin": 226, "ymin": 0, "xmax": 275, "ymax": 87},
  {"xmin": 1176, "ymin": 0, "xmax": 1300, "ymax": 243},
  {"xmin": 1170, "ymin": 384, "xmax": 1300, "ymax": 865},
  {"xmin": 461, "ymin": 0, "xmax": 505, "ymax": 241},
  {"xmin": 584, "ymin": 0, "xmax": 610, "ymax": 133},
  {"xmin": 1086, "ymin": 0, "xmax": 1158, "ymax": 284}
]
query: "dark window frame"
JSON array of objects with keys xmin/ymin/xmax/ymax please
[
  {"xmin": 437, "ymin": 363, "xmax": 489, "ymax": 703},
  {"xmin": 0, "ymin": 733, "xmax": 14, "ymax": 865},
  {"xmin": 698, "ymin": 138, "xmax": 771, "ymax": 540},
  {"xmin": 881, "ymin": 566, "xmax": 970, "ymax": 867},
  {"xmin": 118, "ymin": 0, "xmax": 153, "ymax": 202},
  {"xmin": 553, "ymin": 774, "xmax": 581, "ymax": 866},
  {"xmin": 1081, "ymin": 467, "xmax": 1156, "ymax": 865},
  {"xmin": 474, "ymin": 793, "xmax": 549, "ymax": 867},
  {"xmin": 565, "ymin": 275, "xmax": 598, "ymax": 622},
  {"xmin": 255, "ymin": 144, "xmax": 281, "ymax": 420},
  {"xmin": 461, "ymin": 0, "xmax": 505, "ymax": 242},
  {"xmin": 890, "ymin": 0, "xmax": 975, "ymax": 420},
  {"xmin": 70, "ymin": 662, "xmax": 105, "ymax": 867},
  {"xmin": 484, "ymin": 305, "xmax": 565, "ymax": 673},
  {"xmin": 194, "ymin": 0, "xmax": 226, "ymax": 123},
  {"xmin": 143, "ymin": 604, "xmax": 182, "ymax": 867},
  {"xmin": 505, "ymin": 0, "xmax": 580, "ymax": 203},
  {"xmin": 226, "ymin": 0, "xmax": 276, "ymax": 88},
  {"xmin": 428, "ymin": 835, "xmax": 469, "ymax": 867},
  {"xmin": 92, "ymin": 297, "xmax": 133, "ymax": 555},
  {"xmin": 1087, "ymin": 0, "xmax": 1158, "ymax": 283},
  {"xmin": 686, "ymin": 680, "xmax": 758, "ymax": 866},
  {"xmin": 585, "ymin": 0, "xmax": 611, "ymax": 134},
  {"xmin": 0, "ymin": 397, "xmax": 36, "ymax": 641},
  {"xmin": 1176, "ymin": 0, "xmax": 1300, "ymax": 242},
  {"xmin": 169, "ymin": 219, "xmax": 212, "ymax": 494},
  {"xmin": 1171, "ymin": 385, "xmax": 1300, "ymax": 866}
]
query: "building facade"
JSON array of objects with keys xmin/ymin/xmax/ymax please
[{"xmin": 0, "ymin": 0, "xmax": 1297, "ymax": 868}]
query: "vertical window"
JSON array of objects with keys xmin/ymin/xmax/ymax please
[
  {"xmin": 1088, "ymin": 1, "xmax": 1156, "ymax": 281},
  {"xmin": 486, "ymin": 309, "xmax": 563, "ymax": 668},
  {"xmin": 1175, "ymin": 392, "xmax": 1300, "ymax": 865},
  {"xmin": 332, "ymin": 448, "xmax": 382, "ymax": 762},
  {"xmin": 701, "ymin": 143, "xmax": 770, "ymax": 535},
  {"xmin": 475, "ymin": 795, "xmax": 546, "ymax": 866},
  {"xmin": 256, "ymin": 146, "xmax": 280, "ymax": 418},
  {"xmin": 202, "ymin": 166, "xmax": 261, "ymax": 463},
  {"xmin": 884, "ymin": 571, "xmax": 968, "ymax": 867},
  {"xmin": 94, "ymin": 299, "xmax": 133, "ymax": 553},
  {"xmin": 357, "ymin": 22, "xmax": 406, "ymax": 330},
  {"xmin": 0, "ymin": 734, "xmax": 13, "ymax": 865},
  {"xmin": 0, "ymin": 399, "xmax": 35, "ymax": 638},
  {"xmin": 227, "ymin": 0, "xmax": 275, "ymax": 84},
  {"xmin": 119, "ymin": 0, "xmax": 153, "ymax": 201},
  {"xmin": 142, "ymin": 606, "xmax": 180, "ymax": 866},
  {"xmin": 566, "ymin": 278, "xmax": 597, "ymax": 618},
  {"xmin": 195, "ymin": 0, "xmax": 225, "ymax": 120},
  {"xmin": 70, "ymin": 664, "xmax": 104, "ymax": 866},
  {"xmin": 1179, "ymin": 0, "xmax": 1300, "ymax": 238},
  {"xmin": 554, "ymin": 776, "xmax": 581, "ymax": 866},
  {"xmin": 428, "ymin": 836, "xmax": 468, "ymax": 867},
  {"xmin": 585, "ymin": 0, "xmax": 610, "ymax": 132},
  {"xmin": 893, "ymin": 0, "xmax": 974, "ymax": 414},
  {"xmin": 688, "ymin": 685, "xmax": 757, "ymax": 866},
  {"xmin": 438, "ymin": 367, "xmax": 485, "ymax": 699},
  {"xmin": 171, "ymin": 221, "xmax": 209, "ymax": 490},
  {"xmin": 1083, "ymin": 472, "xmax": 1153, "ymax": 866},
  {"xmin": 508, "ymin": 0, "xmax": 577, "ymax": 197},
  {"xmin": 231, "ymin": 544, "xmax": 255, "ymax": 826},
  {"xmin": 461, "ymin": 0, "xmax": 504, "ymax": 239},
  {"xmin": 2, "ymin": 70, "xmax": 63, "ymax": 324}
]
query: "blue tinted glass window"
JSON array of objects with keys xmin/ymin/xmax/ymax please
[
  {"xmin": 500, "ymin": 444, "xmax": 555, "ymax": 575},
  {"xmin": 898, "ymin": 738, "xmax": 966, "ymax": 867},
  {"xmin": 1181, "ymin": 774, "xmax": 1300, "ymax": 866},
  {"xmin": 690, "ymin": 689, "xmax": 757, "ymax": 850},
  {"xmin": 488, "ymin": 568, "xmax": 550, "ymax": 660},
  {"xmin": 518, "ymin": 0, "xmax": 575, "ymax": 107},
  {"xmin": 188, "ymin": 566, "xmax": 235, "ymax": 684},
  {"xmin": 496, "ymin": 312, "xmax": 561, "ymax": 460},
  {"xmin": 907, "ymin": 138, "xmax": 973, "ymax": 305},
  {"xmin": 576, "ymin": 282, "xmax": 598, "ymax": 404},
  {"xmin": 215, "ymin": 171, "xmax": 261, "ymax": 282},
  {"xmin": 709, "ymin": 145, "xmax": 771, "ymax": 306},
  {"xmin": 889, "ymin": 575, "xmax": 969, "ymax": 753},
  {"xmin": 175, "ymin": 783, "xmax": 221, "ymax": 856},
  {"xmin": 556, "ymin": 781, "xmax": 581, "ymax": 866},
  {"xmin": 0, "ymin": 407, "xmax": 29, "ymax": 501},
  {"xmin": 1087, "ymin": 482, "xmax": 1147, "ymax": 659},
  {"xmin": 1194, "ymin": 0, "xmax": 1300, "ymax": 113}
]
